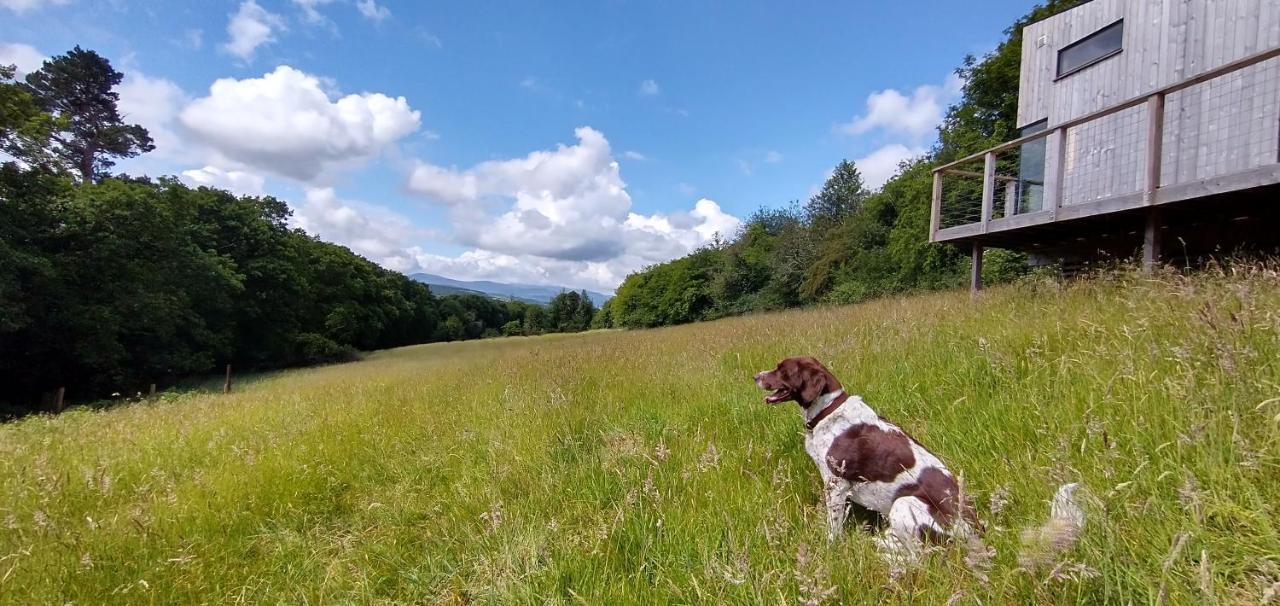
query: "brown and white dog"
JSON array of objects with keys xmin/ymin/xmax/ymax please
[{"xmin": 755, "ymin": 356, "xmax": 980, "ymax": 563}]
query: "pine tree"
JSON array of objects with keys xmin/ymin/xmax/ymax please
[
  {"xmin": 23, "ymin": 46, "xmax": 153, "ymax": 183},
  {"xmin": 804, "ymin": 160, "xmax": 868, "ymax": 229}
]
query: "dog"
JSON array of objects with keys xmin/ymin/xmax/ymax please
[{"xmin": 755, "ymin": 356, "xmax": 1083, "ymax": 569}]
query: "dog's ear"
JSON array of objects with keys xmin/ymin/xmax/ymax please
[{"xmin": 795, "ymin": 359, "xmax": 830, "ymax": 404}]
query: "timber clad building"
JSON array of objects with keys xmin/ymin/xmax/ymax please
[{"xmin": 930, "ymin": 0, "xmax": 1280, "ymax": 288}]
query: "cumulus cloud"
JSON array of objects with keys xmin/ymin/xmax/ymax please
[
  {"xmin": 639, "ymin": 79, "xmax": 660, "ymax": 96},
  {"xmin": 855, "ymin": 143, "xmax": 926, "ymax": 189},
  {"xmin": 291, "ymin": 187, "xmax": 423, "ymax": 271},
  {"xmin": 117, "ymin": 71, "xmax": 190, "ymax": 159},
  {"xmin": 355, "ymin": 0, "xmax": 390, "ymax": 22},
  {"xmin": 405, "ymin": 127, "xmax": 740, "ymax": 290},
  {"xmin": 0, "ymin": 0, "xmax": 67, "ymax": 13},
  {"xmin": 0, "ymin": 42, "xmax": 45, "ymax": 75},
  {"xmin": 180, "ymin": 166, "xmax": 267, "ymax": 196},
  {"xmin": 222, "ymin": 0, "xmax": 286, "ymax": 61},
  {"xmin": 837, "ymin": 74, "xmax": 963, "ymax": 140},
  {"xmin": 179, "ymin": 65, "xmax": 421, "ymax": 181}
]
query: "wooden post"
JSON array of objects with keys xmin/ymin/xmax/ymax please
[
  {"xmin": 1003, "ymin": 177, "xmax": 1018, "ymax": 218},
  {"xmin": 929, "ymin": 171, "xmax": 943, "ymax": 241},
  {"xmin": 223, "ymin": 364, "xmax": 232, "ymax": 394},
  {"xmin": 980, "ymin": 152, "xmax": 996, "ymax": 232},
  {"xmin": 1143, "ymin": 209, "xmax": 1161, "ymax": 273},
  {"xmin": 1045, "ymin": 127, "xmax": 1067, "ymax": 220},
  {"xmin": 970, "ymin": 242, "xmax": 984, "ymax": 294},
  {"xmin": 54, "ymin": 387, "xmax": 65, "ymax": 413},
  {"xmin": 1145, "ymin": 93, "xmax": 1165, "ymax": 205},
  {"xmin": 149, "ymin": 383, "xmax": 156, "ymax": 397}
]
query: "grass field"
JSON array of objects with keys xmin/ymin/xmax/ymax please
[{"xmin": 2, "ymin": 267, "xmax": 1278, "ymax": 604}]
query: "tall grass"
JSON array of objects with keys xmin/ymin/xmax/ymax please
[{"xmin": 1, "ymin": 266, "xmax": 1278, "ymax": 604}]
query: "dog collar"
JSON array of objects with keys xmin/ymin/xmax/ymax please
[{"xmin": 806, "ymin": 391, "xmax": 849, "ymax": 430}]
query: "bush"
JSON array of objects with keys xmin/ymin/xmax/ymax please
[{"xmin": 293, "ymin": 333, "xmax": 358, "ymax": 365}]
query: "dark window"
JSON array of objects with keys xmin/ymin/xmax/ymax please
[
  {"xmin": 1057, "ymin": 20, "xmax": 1123, "ymax": 78},
  {"xmin": 1018, "ymin": 120, "xmax": 1048, "ymax": 213}
]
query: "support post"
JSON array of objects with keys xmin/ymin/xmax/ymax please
[
  {"xmin": 1143, "ymin": 209, "xmax": 1161, "ymax": 273},
  {"xmin": 223, "ymin": 364, "xmax": 232, "ymax": 394},
  {"xmin": 929, "ymin": 171, "xmax": 943, "ymax": 241},
  {"xmin": 980, "ymin": 152, "xmax": 996, "ymax": 232},
  {"xmin": 1145, "ymin": 93, "xmax": 1165, "ymax": 205},
  {"xmin": 149, "ymin": 383, "xmax": 156, "ymax": 397},
  {"xmin": 1003, "ymin": 178, "xmax": 1018, "ymax": 217},
  {"xmin": 54, "ymin": 387, "xmax": 65, "ymax": 413},
  {"xmin": 970, "ymin": 242, "xmax": 984, "ymax": 294},
  {"xmin": 1046, "ymin": 127, "xmax": 1067, "ymax": 219}
]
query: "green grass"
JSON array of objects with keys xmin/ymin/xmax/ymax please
[{"xmin": 2, "ymin": 267, "xmax": 1278, "ymax": 604}]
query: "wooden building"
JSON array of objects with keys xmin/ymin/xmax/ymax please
[{"xmin": 930, "ymin": 0, "xmax": 1280, "ymax": 289}]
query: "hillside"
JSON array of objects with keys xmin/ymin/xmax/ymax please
[
  {"xmin": 1, "ymin": 267, "xmax": 1277, "ymax": 604},
  {"xmin": 411, "ymin": 272, "xmax": 612, "ymax": 306}
]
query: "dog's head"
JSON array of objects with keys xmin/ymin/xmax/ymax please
[{"xmin": 754, "ymin": 357, "xmax": 842, "ymax": 407}]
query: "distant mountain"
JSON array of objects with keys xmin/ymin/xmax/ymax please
[{"xmin": 410, "ymin": 273, "xmax": 612, "ymax": 306}]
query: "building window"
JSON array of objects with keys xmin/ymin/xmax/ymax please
[
  {"xmin": 1018, "ymin": 120, "xmax": 1048, "ymax": 213},
  {"xmin": 1057, "ymin": 20, "xmax": 1123, "ymax": 78}
]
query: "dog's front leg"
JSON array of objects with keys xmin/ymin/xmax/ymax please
[{"xmin": 824, "ymin": 478, "xmax": 851, "ymax": 542}]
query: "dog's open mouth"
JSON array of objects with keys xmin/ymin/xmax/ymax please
[{"xmin": 764, "ymin": 388, "xmax": 790, "ymax": 404}]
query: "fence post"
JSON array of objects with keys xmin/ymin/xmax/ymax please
[
  {"xmin": 54, "ymin": 387, "xmax": 65, "ymax": 413},
  {"xmin": 980, "ymin": 152, "xmax": 996, "ymax": 233},
  {"xmin": 149, "ymin": 383, "xmax": 156, "ymax": 397},
  {"xmin": 223, "ymin": 364, "xmax": 232, "ymax": 394}
]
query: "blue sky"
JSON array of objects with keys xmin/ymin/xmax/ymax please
[{"xmin": 1, "ymin": 0, "xmax": 1033, "ymax": 291}]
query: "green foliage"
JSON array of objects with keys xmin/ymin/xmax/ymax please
[
  {"xmin": 0, "ymin": 65, "xmax": 56, "ymax": 170},
  {"xmin": 547, "ymin": 290, "xmax": 596, "ymax": 333},
  {"xmin": 804, "ymin": 159, "xmax": 868, "ymax": 230},
  {"xmin": 610, "ymin": 1, "xmax": 1090, "ymax": 329}
]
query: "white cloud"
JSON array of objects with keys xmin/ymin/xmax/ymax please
[
  {"xmin": 0, "ymin": 0, "xmax": 67, "ymax": 14},
  {"xmin": 292, "ymin": 0, "xmax": 336, "ymax": 27},
  {"xmin": 180, "ymin": 28, "xmax": 204, "ymax": 50},
  {"xmin": 180, "ymin": 166, "xmax": 267, "ymax": 196},
  {"xmin": 178, "ymin": 65, "xmax": 421, "ymax": 181},
  {"xmin": 355, "ymin": 0, "xmax": 390, "ymax": 22},
  {"xmin": 639, "ymin": 79, "xmax": 660, "ymax": 96},
  {"xmin": 764, "ymin": 150, "xmax": 783, "ymax": 164},
  {"xmin": 222, "ymin": 0, "xmax": 286, "ymax": 61},
  {"xmin": 292, "ymin": 187, "xmax": 423, "ymax": 270},
  {"xmin": 676, "ymin": 182, "xmax": 697, "ymax": 196},
  {"xmin": 117, "ymin": 71, "xmax": 190, "ymax": 160},
  {"xmin": 837, "ymin": 74, "xmax": 962, "ymax": 140},
  {"xmin": 404, "ymin": 127, "xmax": 740, "ymax": 290},
  {"xmin": 855, "ymin": 143, "xmax": 925, "ymax": 190},
  {"xmin": 622, "ymin": 150, "xmax": 647, "ymax": 161},
  {"xmin": 0, "ymin": 42, "xmax": 45, "ymax": 75}
]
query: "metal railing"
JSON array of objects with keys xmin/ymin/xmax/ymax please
[{"xmin": 930, "ymin": 44, "xmax": 1280, "ymax": 242}]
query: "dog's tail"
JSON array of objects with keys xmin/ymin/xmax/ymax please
[{"xmin": 1017, "ymin": 482, "xmax": 1085, "ymax": 568}]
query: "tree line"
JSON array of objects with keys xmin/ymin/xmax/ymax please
[
  {"xmin": 597, "ymin": 0, "xmax": 1086, "ymax": 330},
  {"xmin": 0, "ymin": 48, "xmax": 595, "ymax": 416}
]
